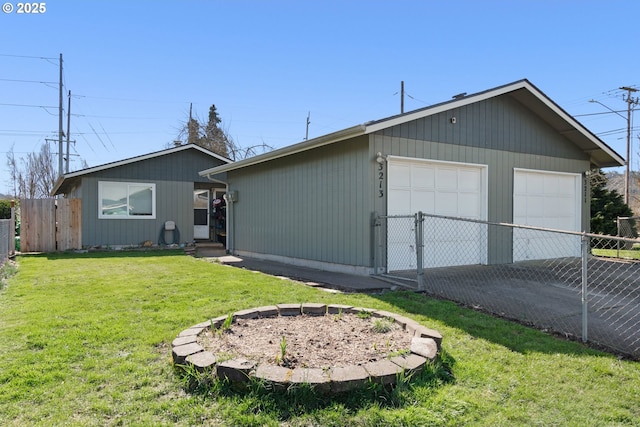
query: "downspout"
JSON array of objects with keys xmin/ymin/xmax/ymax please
[{"xmin": 223, "ymin": 192, "xmax": 234, "ymax": 254}]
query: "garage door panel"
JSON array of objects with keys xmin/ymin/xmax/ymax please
[
  {"xmin": 387, "ymin": 157, "xmax": 487, "ymax": 270},
  {"xmin": 388, "ymin": 189, "xmax": 411, "ymax": 215},
  {"xmin": 514, "ymin": 173, "xmax": 527, "ymax": 191},
  {"xmin": 411, "ymin": 165, "xmax": 435, "ymax": 189},
  {"xmin": 436, "ymin": 192, "xmax": 458, "ymax": 215},
  {"xmin": 526, "ymin": 195, "xmax": 546, "ymax": 218},
  {"xmin": 527, "ymin": 173, "xmax": 545, "ymax": 191},
  {"xmin": 513, "ymin": 169, "xmax": 580, "ymax": 261},
  {"xmin": 437, "ymin": 168, "xmax": 459, "ymax": 191},
  {"xmin": 549, "ymin": 197, "xmax": 574, "ymax": 217},
  {"xmin": 459, "ymin": 193, "xmax": 481, "ymax": 217},
  {"xmin": 547, "ymin": 217, "xmax": 575, "ymax": 231},
  {"xmin": 459, "ymin": 169, "xmax": 482, "ymax": 191},
  {"xmin": 411, "ymin": 189, "xmax": 435, "ymax": 213},
  {"xmin": 513, "ymin": 196, "xmax": 527, "ymax": 217},
  {"xmin": 389, "ymin": 162, "xmax": 411, "ymax": 187},
  {"xmin": 558, "ymin": 177, "xmax": 575, "ymax": 192},
  {"xmin": 543, "ymin": 175, "xmax": 559, "ymax": 191}
]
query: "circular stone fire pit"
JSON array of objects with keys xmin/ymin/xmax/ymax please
[{"xmin": 172, "ymin": 303, "xmax": 443, "ymax": 393}]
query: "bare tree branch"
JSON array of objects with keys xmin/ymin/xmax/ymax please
[{"xmin": 5, "ymin": 143, "xmax": 57, "ymax": 199}]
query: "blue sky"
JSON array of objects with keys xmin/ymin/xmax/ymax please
[{"xmin": 1, "ymin": 0, "xmax": 639, "ymax": 195}]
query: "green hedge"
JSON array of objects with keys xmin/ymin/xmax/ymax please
[{"xmin": 0, "ymin": 200, "xmax": 13, "ymax": 219}]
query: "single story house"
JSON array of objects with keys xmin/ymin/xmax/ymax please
[
  {"xmin": 52, "ymin": 144, "xmax": 230, "ymax": 248},
  {"xmin": 199, "ymin": 79, "xmax": 623, "ymax": 275}
]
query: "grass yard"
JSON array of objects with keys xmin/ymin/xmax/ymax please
[
  {"xmin": 592, "ymin": 248, "xmax": 640, "ymax": 260},
  {"xmin": 0, "ymin": 251, "xmax": 639, "ymax": 426}
]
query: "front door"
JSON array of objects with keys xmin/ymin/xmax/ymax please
[{"xmin": 193, "ymin": 189, "xmax": 210, "ymax": 239}]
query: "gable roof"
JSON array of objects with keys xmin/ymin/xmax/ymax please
[
  {"xmin": 199, "ymin": 79, "xmax": 623, "ymax": 178},
  {"xmin": 52, "ymin": 144, "xmax": 232, "ymax": 195}
]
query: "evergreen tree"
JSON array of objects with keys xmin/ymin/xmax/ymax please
[
  {"xmin": 202, "ymin": 105, "xmax": 230, "ymax": 158},
  {"xmin": 590, "ymin": 169, "xmax": 634, "ymax": 235},
  {"xmin": 0, "ymin": 200, "xmax": 11, "ymax": 219},
  {"xmin": 175, "ymin": 104, "xmax": 272, "ymax": 160}
]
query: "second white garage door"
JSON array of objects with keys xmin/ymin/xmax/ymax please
[
  {"xmin": 513, "ymin": 168, "xmax": 581, "ymax": 261},
  {"xmin": 387, "ymin": 156, "xmax": 488, "ymax": 270}
]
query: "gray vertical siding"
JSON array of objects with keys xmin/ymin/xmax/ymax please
[
  {"xmin": 226, "ymin": 94, "xmax": 594, "ymax": 270},
  {"xmin": 80, "ymin": 177, "xmax": 195, "ymax": 247},
  {"xmin": 372, "ymin": 95, "xmax": 591, "ymax": 264},
  {"xmin": 229, "ymin": 136, "xmax": 371, "ymax": 269},
  {"xmin": 75, "ymin": 148, "xmax": 227, "ymax": 247}
]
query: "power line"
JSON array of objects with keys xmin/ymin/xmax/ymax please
[
  {"xmin": 0, "ymin": 78, "xmax": 57, "ymax": 85},
  {"xmin": 596, "ymin": 127, "xmax": 637, "ymax": 137},
  {"xmin": 70, "ymin": 113, "xmax": 169, "ymax": 120},
  {"xmin": 0, "ymin": 102, "xmax": 57, "ymax": 108},
  {"xmin": 71, "ymin": 93, "xmax": 188, "ymax": 105},
  {"xmin": 574, "ymin": 110, "xmax": 627, "ymax": 118},
  {"xmin": 0, "ymin": 53, "xmax": 57, "ymax": 60}
]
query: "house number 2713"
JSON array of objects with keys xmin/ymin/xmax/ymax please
[{"xmin": 378, "ymin": 163, "xmax": 384, "ymax": 198}]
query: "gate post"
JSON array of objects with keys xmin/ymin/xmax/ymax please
[
  {"xmin": 415, "ymin": 211, "xmax": 425, "ymax": 291},
  {"xmin": 616, "ymin": 216, "xmax": 621, "ymax": 258},
  {"xmin": 10, "ymin": 200, "xmax": 15, "ymax": 256},
  {"xmin": 581, "ymin": 232, "xmax": 589, "ymax": 343}
]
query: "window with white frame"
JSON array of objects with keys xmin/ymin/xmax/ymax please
[{"xmin": 98, "ymin": 181, "xmax": 156, "ymax": 219}]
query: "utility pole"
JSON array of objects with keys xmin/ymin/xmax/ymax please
[
  {"xmin": 305, "ymin": 111, "xmax": 310, "ymax": 140},
  {"xmin": 58, "ymin": 53, "xmax": 64, "ymax": 177},
  {"xmin": 620, "ymin": 86, "xmax": 639, "ymax": 205},
  {"xmin": 400, "ymin": 81, "xmax": 405, "ymax": 114},
  {"xmin": 66, "ymin": 90, "xmax": 71, "ymax": 173}
]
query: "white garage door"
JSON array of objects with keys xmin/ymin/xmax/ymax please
[
  {"xmin": 513, "ymin": 169, "xmax": 581, "ymax": 261},
  {"xmin": 387, "ymin": 157, "xmax": 488, "ymax": 270}
]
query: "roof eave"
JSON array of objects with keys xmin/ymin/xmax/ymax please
[
  {"xmin": 52, "ymin": 144, "xmax": 232, "ymax": 195},
  {"xmin": 51, "ymin": 176, "xmax": 64, "ymax": 196},
  {"xmin": 63, "ymin": 144, "xmax": 231, "ymax": 180},
  {"xmin": 364, "ymin": 79, "xmax": 624, "ymax": 168}
]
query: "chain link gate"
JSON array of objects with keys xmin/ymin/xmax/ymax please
[{"xmin": 373, "ymin": 213, "xmax": 425, "ymax": 290}]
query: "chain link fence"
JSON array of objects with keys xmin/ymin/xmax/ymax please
[
  {"xmin": 374, "ymin": 213, "xmax": 640, "ymax": 359},
  {"xmin": 0, "ymin": 219, "xmax": 11, "ymax": 267},
  {"xmin": 617, "ymin": 216, "xmax": 639, "ymax": 253}
]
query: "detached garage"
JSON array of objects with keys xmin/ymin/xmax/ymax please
[{"xmin": 200, "ymin": 79, "xmax": 623, "ymax": 275}]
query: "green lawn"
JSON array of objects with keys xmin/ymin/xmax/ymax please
[
  {"xmin": 592, "ymin": 248, "xmax": 640, "ymax": 260},
  {"xmin": 1, "ymin": 251, "xmax": 639, "ymax": 426}
]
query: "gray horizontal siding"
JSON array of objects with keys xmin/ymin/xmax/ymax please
[{"xmin": 230, "ymin": 136, "xmax": 370, "ymax": 268}]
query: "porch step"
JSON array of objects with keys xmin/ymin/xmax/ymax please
[{"xmin": 191, "ymin": 242, "xmax": 226, "ymax": 258}]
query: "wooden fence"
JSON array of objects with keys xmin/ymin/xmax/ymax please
[{"xmin": 21, "ymin": 198, "xmax": 81, "ymax": 252}]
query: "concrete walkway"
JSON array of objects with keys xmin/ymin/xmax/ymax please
[{"xmin": 194, "ymin": 244, "xmax": 395, "ymax": 293}]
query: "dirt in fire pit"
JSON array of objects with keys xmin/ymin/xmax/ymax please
[{"xmin": 197, "ymin": 312, "xmax": 413, "ymax": 369}]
